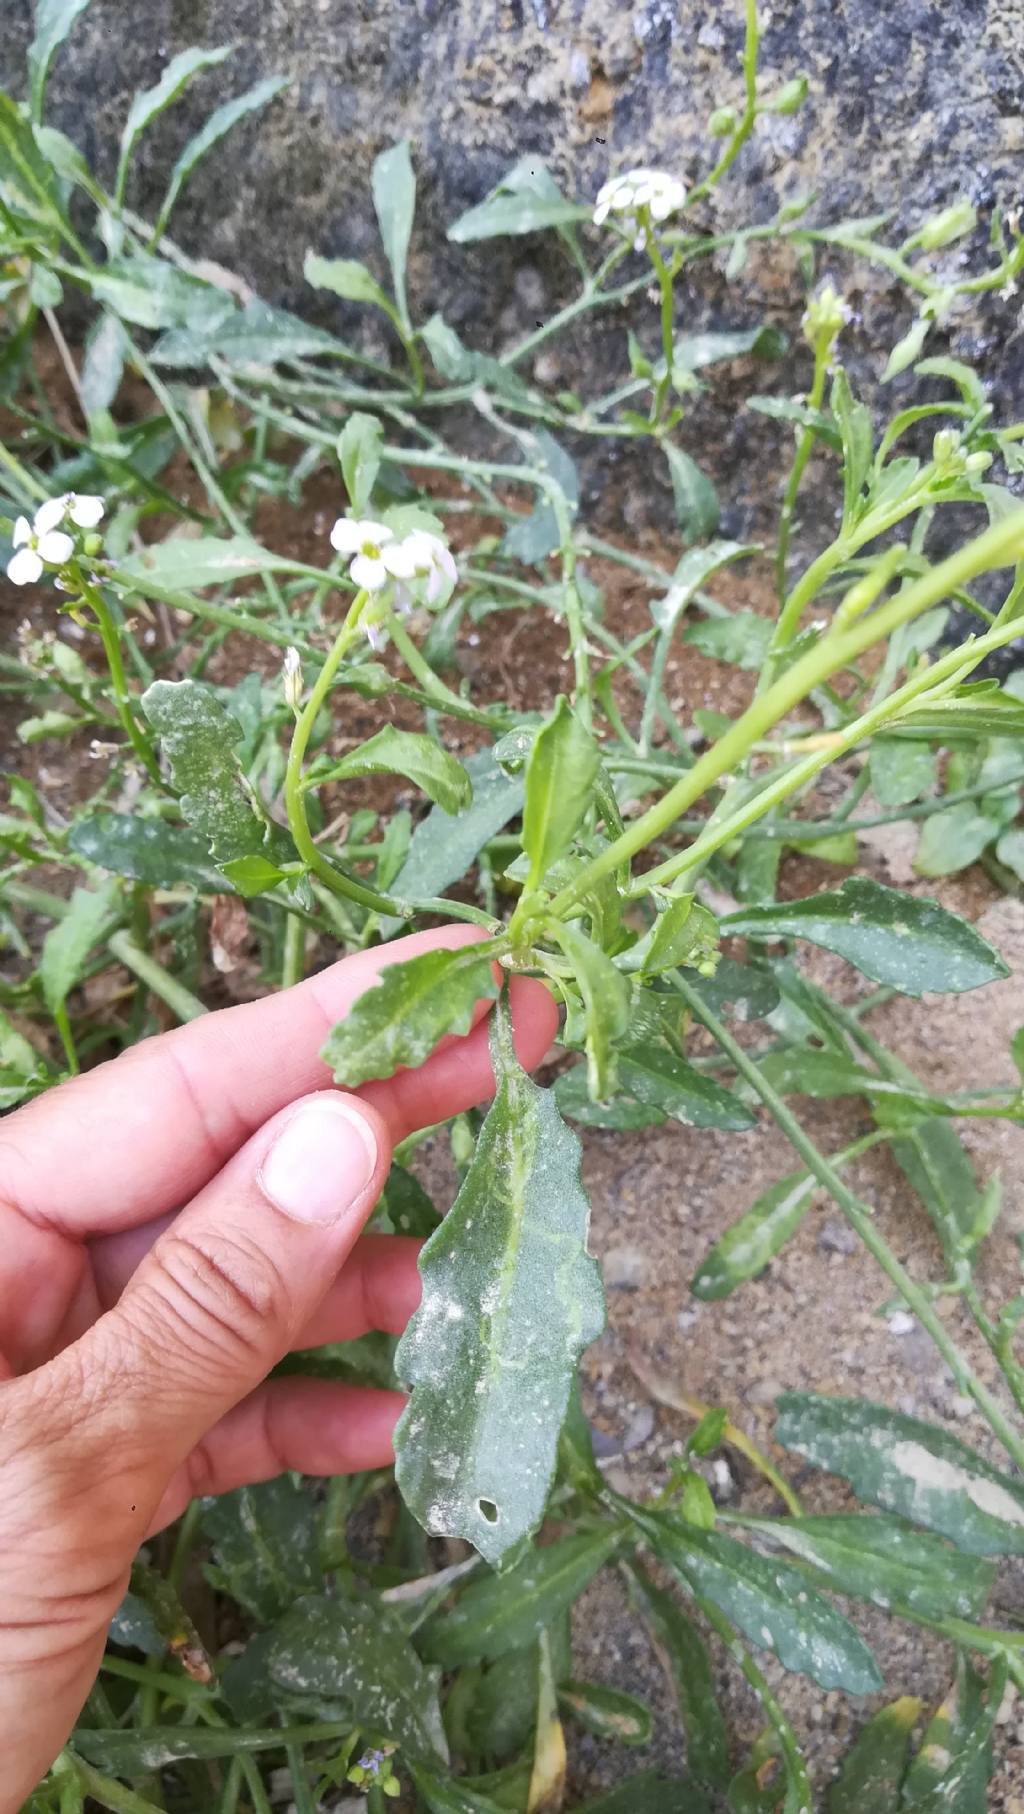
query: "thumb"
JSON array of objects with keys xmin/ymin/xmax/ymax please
[{"xmin": 70, "ymin": 1088, "xmax": 390, "ymax": 1525}]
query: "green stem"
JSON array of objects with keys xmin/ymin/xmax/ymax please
[
  {"xmin": 167, "ymin": 1496, "xmax": 203, "ymax": 1594},
  {"xmin": 674, "ymin": 975, "xmax": 1024, "ymax": 1474},
  {"xmin": 63, "ymin": 1754, "xmax": 166, "ymax": 1814},
  {"xmin": 281, "ymin": 910, "xmax": 306, "ymax": 989},
  {"xmin": 546, "ymin": 509, "xmax": 1024, "ymax": 915},
  {"xmin": 686, "ymin": 0, "xmax": 762, "ymax": 206},
  {"xmin": 53, "ymin": 1001, "xmax": 79, "ymax": 1074},
  {"xmin": 645, "ymin": 228, "xmax": 677, "ymax": 426},
  {"xmin": 698, "ymin": 1599, "xmax": 813, "ymax": 1807},
  {"xmin": 74, "ymin": 569, "xmax": 162, "ymax": 783},
  {"xmin": 107, "ymin": 931, "xmax": 207, "ymax": 1022},
  {"xmin": 776, "ymin": 334, "xmax": 830, "ymax": 600}
]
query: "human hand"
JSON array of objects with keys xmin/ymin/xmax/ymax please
[{"xmin": 0, "ymin": 925, "xmax": 556, "ymax": 1810}]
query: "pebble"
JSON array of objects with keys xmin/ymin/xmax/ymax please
[
  {"xmin": 622, "ymin": 1405, "xmax": 656, "ymax": 1451},
  {"xmin": 677, "ymin": 1306, "xmax": 701, "ymax": 1330},
  {"xmin": 603, "ymin": 1245, "xmax": 648, "ymax": 1289},
  {"xmin": 818, "ymin": 1217, "xmax": 857, "ymax": 1256},
  {"xmin": 887, "ymin": 1311, "xmax": 916, "ymax": 1336},
  {"xmin": 950, "ymin": 1393, "xmax": 975, "ymax": 1418}
]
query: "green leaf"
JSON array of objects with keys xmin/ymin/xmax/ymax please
[
  {"xmin": 218, "ymin": 854, "xmax": 291, "ymax": 897},
  {"xmin": 0, "ymin": 1008, "xmax": 48, "ymax": 1108},
  {"xmin": 887, "ymin": 685, "xmax": 1024, "ymax": 742},
  {"xmin": 757, "ymin": 1047, "xmax": 933, "ymax": 1110},
  {"xmin": 395, "ymin": 998, "xmax": 605, "ymax": 1564},
  {"xmin": 635, "ymin": 1512, "xmax": 882, "ymax": 1693},
  {"xmin": 831, "ymin": 368, "xmax": 874, "ymax": 522},
  {"xmin": 902, "ymin": 1654, "xmax": 1003, "ymax": 1811},
  {"xmin": 887, "ymin": 1117, "xmax": 995, "ymax": 1271},
  {"xmin": 627, "ymin": 1567, "xmax": 730, "ymax": 1789},
  {"xmin": 151, "ymin": 300, "xmax": 340, "ymax": 369},
  {"xmin": 141, "ymin": 679, "xmax": 293, "ymax": 868},
  {"xmin": 736, "ymin": 1513, "xmax": 995, "ymax": 1621},
  {"xmin": 869, "ymin": 739, "xmax": 937, "ymax": 807},
  {"xmin": 686, "ymin": 957, "xmax": 780, "ymax": 1022},
  {"xmin": 557, "ymin": 1680, "xmax": 653, "ymax": 1747},
  {"xmin": 337, "ymin": 409, "xmax": 383, "ymax": 513},
  {"xmin": 328, "ymin": 726, "xmax": 472, "ymax": 815},
  {"xmin": 448, "ymin": 157, "xmax": 590, "ymax": 242},
  {"xmin": 464, "ymin": 1613, "xmax": 571, "ymax": 1760},
  {"xmin": 407, "ymin": 1766, "xmax": 508, "ymax": 1812},
  {"xmin": 122, "ymin": 533, "xmax": 286, "ymax": 589},
  {"xmin": 775, "ymin": 1394, "xmax": 1024, "ymax": 1554},
  {"xmin": 202, "ymin": 1478, "xmax": 323, "ymax": 1623},
  {"xmin": 747, "ymin": 393, "xmax": 842, "ymax": 448},
  {"xmin": 664, "ymin": 443, "xmax": 720, "ymax": 540},
  {"xmin": 116, "ymin": 45, "xmax": 233, "ymax": 201},
  {"xmin": 70, "ymin": 811, "xmax": 228, "ymax": 891},
  {"xmin": 77, "ymin": 1724, "xmax": 372, "ymax": 1773},
  {"xmin": 303, "ymin": 251, "xmax": 392, "ymax": 314},
  {"xmin": 723, "ymin": 876, "xmax": 1008, "ymax": 996},
  {"xmin": 522, "ymin": 696, "xmax": 600, "ymax": 890},
  {"xmin": 381, "ymin": 748, "xmax": 524, "ymax": 933},
  {"xmin": 691, "ymin": 1168, "xmax": 817, "ymax": 1300},
  {"xmin": 0, "ymin": 92, "xmax": 59, "ymax": 215},
  {"xmin": 672, "ymin": 326, "xmax": 787, "ymax": 374},
  {"xmin": 500, "ymin": 431, "xmax": 578, "ymax": 565},
  {"xmin": 38, "ymin": 881, "xmax": 120, "ymax": 1017},
  {"xmin": 684, "ymin": 612, "xmax": 773, "ymax": 670},
  {"xmin": 155, "ymin": 76, "xmax": 287, "ymax": 234},
  {"xmin": 572, "ymin": 1776, "xmax": 710, "ymax": 1814},
  {"xmin": 553, "ymin": 1063, "xmax": 667, "ymax": 1130},
  {"xmin": 264, "ymin": 1592, "xmax": 448, "ymax": 1763},
  {"xmin": 556, "ymin": 919, "xmax": 630, "ymax": 1100},
  {"xmin": 418, "ymin": 1528, "xmax": 620, "ymax": 1666},
  {"xmin": 618, "ymin": 1042, "xmax": 756, "ymax": 1130},
  {"xmin": 628, "ymin": 895, "xmax": 720, "ymax": 978},
  {"xmin": 651, "ymin": 541, "xmax": 757, "ymax": 635},
  {"xmin": 28, "ymin": 0, "xmax": 95, "ymax": 120},
  {"xmin": 80, "ymin": 312, "xmax": 126, "ymax": 417},
  {"xmin": 914, "ymin": 803, "xmax": 997, "ymax": 877},
  {"xmin": 372, "ymin": 139, "xmax": 416, "ymax": 322},
  {"xmin": 829, "ymin": 1697, "xmax": 922, "ymax": 1814},
  {"xmin": 883, "ymin": 315, "xmax": 931, "ymax": 382},
  {"xmin": 321, "ymin": 945, "xmax": 496, "ymax": 1088},
  {"xmin": 421, "ymin": 313, "xmax": 528, "ymax": 400}
]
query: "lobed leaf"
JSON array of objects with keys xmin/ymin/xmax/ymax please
[
  {"xmin": 723, "ymin": 876, "xmax": 1009, "ymax": 996},
  {"xmin": 775, "ymin": 1393, "xmax": 1024, "ymax": 1553},
  {"xmin": 321, "ymin": 943, "xmax": 497, "ymax": 1087},
  {"xmin": 395, "ymin": 996, "xmax": 606, "ymax": 1562},
  {"xmin": 141, "ymin": 679, "xmax": 293, "ymax": 870},
  {"xmin": 70, "ymin": 811, "xmax": 228, "ymax": 892}
]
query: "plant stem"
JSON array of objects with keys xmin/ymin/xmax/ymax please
[
  {"xmin": 776, "ymin": 334, "xmax": 830, "ymax": 600},
  {"xmin": 107, "ymin": 931, "xmax": 207, "ymax": 1022},
  {"xmin": 698, "ymin": 1599, "xmax": 813, "ymax": 1809},
  {"xmin": 674, "ymin": 975, "xmax": 1024, "ymax": 1474},
  {"xmin": 546, "ymin": 509, "xmax": 1024, "ymax": 915},
  {"xmin": 62, "ymin": 1755, "xmax": 165, "ymax": 1814},
  {"xmin": 73, "ymin": 568, "xmax": 162, "ymax": 783},
  {"xmin": 281, "ymin": 910, "xmax": 306, "ymax": 989},
  {"xmin": 645, "ymin": 228, "xmax": 677, "ymax": 426}
]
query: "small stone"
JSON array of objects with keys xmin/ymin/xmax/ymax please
[
  {"xmin": 622, "ymin": 1404, "xmax": 656, "ymax": 1451},
  {"xmin": 887, "ymin": 1311, "xmax": 916, "ymax": 1336},
  {"xmin": 711, "ymin": 1457, "xmax": 734, "ymax": 1498},
  {"xmin": 950, "ymin": 1394, "xmax": 975, "ymax": 1418},
  {"xmin": 897, "ymin": 1394, "xmax": 918, "ymax": 1416},
  {"xmin": 603, "ymin": 1246, "xmax": 648, "ymax": 1289},
  {"xmin": 818, "ymin": 1218, "xmax": 857, "ymax": 1256},
  {"xmin": 746, "ymin": 1377, "xmax": 785, "ymax": 1406},
  {"xmin": 677, "ymin": 1306, "xmax": 701, "ymax": 1330}
]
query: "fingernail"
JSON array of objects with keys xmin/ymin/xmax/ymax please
[{"xmin": 258, "ymin": 1097, "xmax": 378, "ymax": 1225}]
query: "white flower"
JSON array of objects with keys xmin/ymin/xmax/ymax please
[
  {"xmin": 6, "ymin": 512, "xmax": 74, "ymax": 586},
  {"xmin": 402, "ymin": 530, "xmax": 458, "ymax": 605},
  {"xmin": 593, "ymin": 167, "xmax": 686, "ymax": 237},
  {"xmin": 329, "ymin": 516, "xmax": 419, "ymax": 592},
  {"xmin": 64, "ymin": 492, "xmax": 105, "ymax": 529}
]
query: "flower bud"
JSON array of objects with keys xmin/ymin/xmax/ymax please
[
  {"xmin": 282, "ymin": 645, "xmax": 303, "ymax": 712},
  {"xmin": 964, "ymin": 450, "xmax": 992, "ymax": 475},
  {"xmin": 708, "ymin": 106, "xmax": 737, "ymax": 137},
  {"xmin": 801, "ymin": 281, "xmax": 850, "ymax": 347},
  {"xmin": 916, "ymin": 201, "xmax": 976, "ymax": 251},
  {"xmin": 932, "ymin": 428, "xmax": 962, "ymax": 468},
  {"xmin": 765, "ymin": 75, "xmax": 808, "ymax": 115}
]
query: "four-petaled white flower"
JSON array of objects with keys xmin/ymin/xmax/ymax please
[
  {"xmin": 593, "ymin": 167, "xmax": 686, "ymax": 248},
  {"xmin": 329, "ymin": 517, "xmax": 419, "ymax": 592},
  {"xmin": 402, "ymin": 530, "xmax": 458, "ymax": 604},
  {"xmin": 6, "ymin": 493, "xmax": 106, "ymax": 587}
]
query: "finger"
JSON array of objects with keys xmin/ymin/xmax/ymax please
[
  {"xmin": 147, "ymin": 1378, "xmax": 404, "ymax": 1533},
  {"xmin": 30, "ymin": 1088, "xmax": 392, "ymax": 1541},
  {"xmin": 0, "ymin": 923, "xmax": 482, "ymax": 1234},
  {"xmin": 90, "ymin": 1229, "xmax": 423, "ymax": 1341}
]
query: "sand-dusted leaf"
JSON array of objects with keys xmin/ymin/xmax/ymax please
[
  {"xmin": 664, "ymin": 443, "xmax": 720, "ymax": 540},
  {"xmin": 116, "ymin": 45, "xmax": 233, "ymax": 200},
  {"xmin": 28, "ymin": 0, "xmax": 94, "ymax": 119},
  {"xmin": 202, "ymin": 1479, "xmax": 323, "ymax": 1625},
  {"xmin": 634, "ymin": 1510, "xmax": 882, "ymax": 1694},
  {"xmin": 522, "ymin": 695, "xmax": 600, "ymax": 889},
  {"xmin": 327, "ymin": 726, "xmax": 472, "ymax": 815},
  {"xmin": 723, "ymin": 876, "xmax": 1008, "ymax": 996},
  {"xmin": 396, "ymin": 997, "xmax": 605, "ymax": 1562},
  {"xmin": 372, "ymin": 139, "xmax": 416, "ymax": 321},
  {"xmin": 618, "ymin": 1043, "xmax": 756, "ymax": 1131},
  {"xmin": 885, "ymin": 1118, "xmax": 997, "ymax": 1272},
  {"xmin": 151, "ymin": 300, "xmax": 340, "ymax": 368},
  {"xmin": 448, "ymin": 157, "xmax": 589, "ymax": 242},
  {"xmin": 832, "ymin": 368, "xmax": 873, "ymax": 522},
  {"xmin": 70, "ymin": 811, "xmax": 227, "ymax": 891},
  {"xmin": 737, "ymin": 1513, "xmax": 994, "ymax": 1621},
  {"xmin": 528, "ymin": 1630, "xmax": 567, "ymax": 1810},
  {"xmin": 869, "ymin": 739, "xmax": 937, "ymax": 807},
  {"xmin": 628, "ymin": 894, "xmax": 720, "ymax": 977},
  {"xmin": 775, "ymin": 1394, "xmax": 1024, "ymax": 1554},
  {"xmin": 572, "ymin": 1773, "xmax": 711, "ymax": 1813},
  {"xmin": 142, "ymin": 679, "xmax": 293, "ymax": 870},
  {"xmin": 419, "ymin": 1528, "xmax": 620, "ymax": 1667},
  {"xmin": 554, "ymin": 1062, "xmax": 667, "ymax": 1130},
  {"xmin": 727, "ymin": 1727, "xmax": 811, "ymax": 1814},
  {"xmin": 321, "ymin": 944, "xmax": 497, "ymax": 1087},
  {"xmin": 337, "ymin": 409, "xmax": 383, "ymax": 513},
  {"xmin": 558, "ymin": 1680, "xmax": 653, "ymax": 1747},
  {"xmin": 829, "ymin": 1697, "xmax": 922, "ymax": 1813},
  {"xmin": 691, "ymin": 1169, "xmax": 817, "ymax": 1300},
  {"xmin": 683, "ymin": 611, "xmax": 773, "ymax": 670},
  {"xmin": 155, "ymin": 76, "xmax": 287, "ymax": 235},
  {"xmin": 627, "ymin": 1566, "xmax": 730, "ymax": 1789},
  {"xmin": 77, "ymin": 1722, "xmax": 356, "ymax": 1773},
  {"xmin": 902, "ymin": 1653, "xmax": 1005, "ymax": 1811},
  {"xmin": 556, "ymin": 918, "xmax": 630, "ymax": 1099},
  {"xmin": 264, "ymin": 1593, "xmax": 448, "ymax": 1763},
  {"xmin": 39, "ymin": 880, "xmax": 121, "ymax": 1017},
  {"xmin": 464, "ymin": 1613, "xmax": 571, "ymax": 1759}
]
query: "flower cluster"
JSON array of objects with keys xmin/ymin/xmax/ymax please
[
  {"xmin": 7, "ymin": 493, "xmax": 104, "ymax": 587},
  {"xmin": 329, "ymin": 517, "xmax": 457, "ymax": 608},
  {"xmin": 593, "ymin": 167, "xmax": 686, "ymax": 249}
]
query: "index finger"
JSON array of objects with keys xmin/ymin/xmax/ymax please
[{"xmin": 0, "ymin": 925, "xmax": 556, "ymax": 1236}]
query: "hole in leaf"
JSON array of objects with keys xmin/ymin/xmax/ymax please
[{"xmin": 478, "ymin": 1497, "xmax": 499, "ymax": 1524}]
